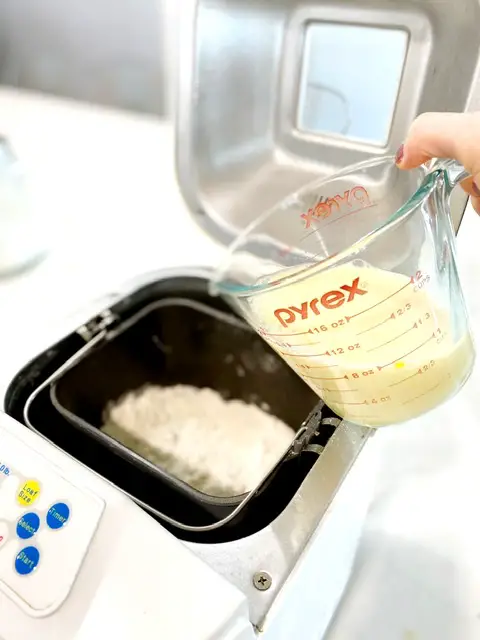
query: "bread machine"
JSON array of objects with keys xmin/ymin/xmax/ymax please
[{"xmin": 1, "ymin": 0, "xmax": 480, "ymax": 638}]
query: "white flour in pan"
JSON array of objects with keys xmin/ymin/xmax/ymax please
[{"xmin": 102, "ymin": 384, "xmax": 293, "ymax": 497}]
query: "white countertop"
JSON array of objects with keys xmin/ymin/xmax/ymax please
[{"xmin": 1, "ymin": 88, "xmax": 480, "ymax": 640}]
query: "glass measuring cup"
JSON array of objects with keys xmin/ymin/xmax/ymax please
[{"xmin": 211, "ymin": 156, "xmax": 476, "ymax": 428}]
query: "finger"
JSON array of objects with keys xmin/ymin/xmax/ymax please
[
  {"xmin": 472, "ymin": 197, "xmax": 480, "ymax": 216},
  {"xmin": 463, "ymin": 175, "xmax": 480, "ymax": 214},
  {"xmin": 460, "ymin": 176, "xmax": 480, "ymax": 199},
  {"xmin": 395, "ymin": 112, "xmax": 480, "ymax": 179}
]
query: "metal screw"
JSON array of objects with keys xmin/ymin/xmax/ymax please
[{"xmin": 253, "ymin": 571, "xmax": 272, "ymax": 591}]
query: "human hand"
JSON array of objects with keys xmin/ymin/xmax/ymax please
[{"xmin": 395, "ymin": 112, "xmax": 480, "ymax": 214}]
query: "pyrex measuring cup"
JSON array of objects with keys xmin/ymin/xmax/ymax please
[{"xmin": 211, "ymin": 156, "xmax": 475, "ymax": 428}]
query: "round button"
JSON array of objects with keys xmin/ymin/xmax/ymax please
[
  {"xmin": 16, "ymin": 512, "xmax": 40, "ymax": 540},
  {"xmin": 16, "ymin": 479, "xmax": 41, "ymax": 507},
  {"xmin": 0, "ymin": 521, "xmax": 9, "ymax": 549},
  {"xmin": 46, "ymin": 502, "xmax": 70, "ymax": 530},
  {"xmin": 15, "ymin": 546, "xmax": 40, "ymax": 576}
]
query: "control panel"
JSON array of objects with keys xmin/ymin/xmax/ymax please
[{"xmin": 0, "ymin": 427, "xmax": 104, "ymax": 617}]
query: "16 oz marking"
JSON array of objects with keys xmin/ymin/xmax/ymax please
[{"xmin": 307, "ymin": 318, "xmax": 348, "ymax": 333}]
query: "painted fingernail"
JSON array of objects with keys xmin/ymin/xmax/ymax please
[
  {"xmin": 395, "ymin": 144, "xmax": 405, "ymax": 165},
  {"xmin": 473, "ymin": 180, "xmax": 480, "ymax": 197}
]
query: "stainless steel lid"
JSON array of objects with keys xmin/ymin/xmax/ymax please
[{"xmin": 175, "ymin": 0, "xmax": 480, "ymax": 245}]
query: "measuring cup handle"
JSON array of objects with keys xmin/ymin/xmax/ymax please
[{"xmin": 431, "ymin": 158, "xmax": 470, "ymax": 192}]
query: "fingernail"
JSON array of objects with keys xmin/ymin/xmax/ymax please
[
  {"xmin": 395, "ymin": 144, "xmax": 404, "ymax": 165},
  {"xmin": 473, "ymin": 180, "xmax": 480, "ymax": 197}
]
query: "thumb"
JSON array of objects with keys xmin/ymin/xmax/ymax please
[{"xmin": 396, "ymin": 111, "xmax": 480, "ymax": 180}]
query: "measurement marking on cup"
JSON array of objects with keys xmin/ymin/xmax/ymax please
[
  {"xmin": 346, "ymin": 279, "xmax": 412, "ymax": 322},
  {"xmin": 378, "ymin": 333, "xmax": 435, "ymax": 370},
  {"xmin": 322, "ymin": 202, "xmax": 378, "ymax": 229},
  {"xmin": 321, "ymin": 388, "xmax": 359, "ymax": 393},
  {"xmin": 301, "ymin": 223, "xmax": 326, "ymax": 242},
  {"xmin": 357, "ymin": 315, "xmax": 393, "ymax": 336},
  {"xmin": 280, "ymin": 350, "xmax": 331, "ymax": 358},
  {"xmin": 333, "ymin": 400, "xmax": 368, "ymax": 406},
  {"xmin": 287, "ymin": 340, "xmax": 324, "ymax": 348},
  {"xmin": 367, "ymin": 324, "xmax": 417, "ymax": 353},
  {"xmin": 260, "ymin": 329, "xmax": 312, "ymax": 338},
  {"xmin": 296, "ymin": 364, "xmax": 339, "ymax": 370},
  {"xmin": 301, "ymin": 374, "xmax": 349, "ymax": 381},
  {"xmin": 402, "ymin": 383, "xmax": 440, "ymax": 405},
  {"xmin": 389, "ymin": 370, "xmax": 421, "ymax": 387}
]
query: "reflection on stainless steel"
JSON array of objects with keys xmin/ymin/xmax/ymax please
[
  {"xmin": 303, "ymin": 82, "xmax": 352, "ymax": 137},
  {"xmin": 176, "ymin": 0, "xmax": 480, "ymax": 246},
  {"xmin": 297, "ymin": 23, "xmax": 408, "ymax": 145}
]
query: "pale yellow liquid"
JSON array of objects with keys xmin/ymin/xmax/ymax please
[{"xmin": 249, "ymin": 262, "xmax": 474, "ymax": 427}]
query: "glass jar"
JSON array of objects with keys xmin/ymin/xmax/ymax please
[{"xmin": 0, "ymin": 137, "xmax": 48, "ymax": 276}]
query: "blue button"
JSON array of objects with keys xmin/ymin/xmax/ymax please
[
  {"xmin": 15, "ymin": 546, "xmax": 40, "ymax": 576},
  {"xmin": 46, "ymin": 502, "xmax": 70, "ymax": 530},
  {"xmin": 16, "ymin": 512, "xmax": 40, "ymax": 540}
]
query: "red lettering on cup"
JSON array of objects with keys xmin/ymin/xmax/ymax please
[
  {"xmin": 320, "ymin": 290, "xmax": 344, "ymax": 309},
  {"xmin": 300, "ymin": 186, "xmax": 372, "ymax": 229},
  {"xmin": 273, "ymin": 277, "xmax": 367, "ymax": 327}
]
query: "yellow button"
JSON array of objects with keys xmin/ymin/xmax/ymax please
[{"xmin": 17, "ymin": 479, "xmax": 41, "ymax": 507}]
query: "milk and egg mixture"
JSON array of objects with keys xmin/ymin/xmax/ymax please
[{"xmin": 250, "ymin": 262, "xmax": 474, "ymax": 427}]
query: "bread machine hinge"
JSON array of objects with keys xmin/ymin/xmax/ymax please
[
  {"xmin": 77, "ymin": 309, "xmax": 117, "ymax": 342},
  {"xmin": 286, "ymin": 401, "xmax": 341, "ymax": 459}
]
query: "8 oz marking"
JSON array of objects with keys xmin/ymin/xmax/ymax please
[{"xmin": 351, "ymin": 369, "xmax": 376, "ymax": 378}]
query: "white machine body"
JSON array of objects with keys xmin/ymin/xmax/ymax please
[{"xmin": 0, "ymin": 408, "xmax": 376, "ymax": 640}]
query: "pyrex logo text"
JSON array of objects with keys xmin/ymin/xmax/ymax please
[
  {"xmin": 273, "ymin": 277, "xmax": 367, "ymax": 328},
  {"xmin": 301, "ymin": 186, "xmax": 371, "ymax": 229}
]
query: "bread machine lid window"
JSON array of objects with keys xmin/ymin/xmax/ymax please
[{"xmin": 175, "ymin": 0, "xmax": 480, "ymax": 249}]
